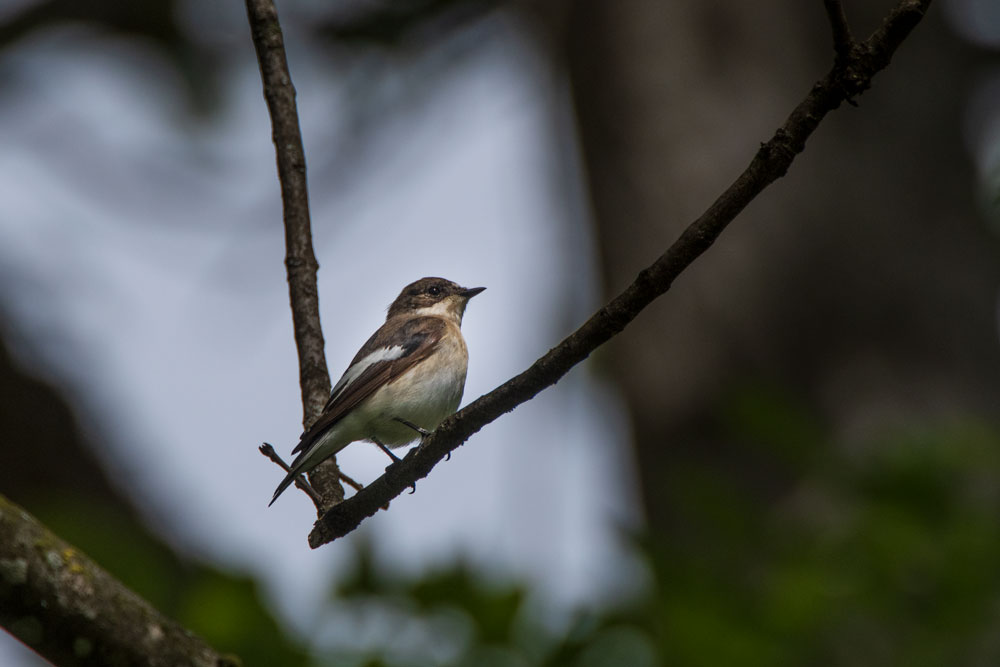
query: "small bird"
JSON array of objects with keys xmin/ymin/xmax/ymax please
[{"xmin": 269, "ymin": 276, "xmax": 485, "ymax": 506}]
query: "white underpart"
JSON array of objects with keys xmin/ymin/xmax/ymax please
[{"xmin": 330, "ymin": 345, "xmax": 406, "ymax": 400}]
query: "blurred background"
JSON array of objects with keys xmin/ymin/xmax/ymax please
[{"xmin": 1, "ymin": 0, "xmax": 999, "ymax": 665}]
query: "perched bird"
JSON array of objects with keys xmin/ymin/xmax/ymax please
[{"xmin": 269, "ymin": 277, "xmax": 485, "ymax": 506}]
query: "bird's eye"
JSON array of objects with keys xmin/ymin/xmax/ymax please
[{"xmin": 427, "ymin": 285, "xmax": 442, "ymax": 296}]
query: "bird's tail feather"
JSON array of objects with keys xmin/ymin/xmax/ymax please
[
  {"xmin": 268, "ymin": 471, "xmax": 297, "ymax": 506},
  {"xmin": 268, "ymin": 449, "xmax": 310, "ymax": 506}
]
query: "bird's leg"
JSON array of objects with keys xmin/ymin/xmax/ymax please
[
  {"xmin": 393, "ymin": 417, "xmax": 450, "ymax": 460},
  {"xmin": 371, "ymin": 436, "xmax": 402, "ymax": 463},
  {"xmin": 393, "ymin": 417, "xmax": 431, "ymax": 438},
  {"xmin": 372, "ymin": 436, "xmax": 415, "ymax": 493}
]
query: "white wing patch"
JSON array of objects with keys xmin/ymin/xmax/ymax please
[{"xmin": 330, "ymin": 345, "xmax": 406, "ymax": 400}]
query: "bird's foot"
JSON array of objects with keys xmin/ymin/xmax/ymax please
[{"xmin": 392, "ymin": 417, "xmax": 452, "ymax": 460}]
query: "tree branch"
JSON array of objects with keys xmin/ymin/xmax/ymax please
[
  {"xmin": 823, "ymin": 0, "xmax": 855, "ymax": 63},
  {"xmin": 259, "ymin": 442, "xmax": 325, "ymax": 505},
  {"xmin": 245, "ymin": 0, "xmax": 343, "ymax": 507},
  {"xmin": 308, "ymin": 0, "xmax": 933, "ymax": 548},
  {"xmin": 0, "ymin": 494, "xmax": 238, "ymax": 666}
]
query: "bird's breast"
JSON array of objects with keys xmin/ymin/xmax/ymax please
[{"xmin": 367, "ymin": 329, "xmax": 469, "ymax": 446}]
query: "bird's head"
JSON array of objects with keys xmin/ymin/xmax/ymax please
[{"xmin": 387, "ymin": 277, "xmax": 485, "ymax": 323}]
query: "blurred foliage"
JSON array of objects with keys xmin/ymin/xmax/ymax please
[
  {"xmin": 0, "ymin": 0, "xmax": 185, "ymax": 52},
  {"xmin": 0, "ymin": 0, "xmax": 219, "ymax": 110},
  {"xmin": 317, "ymin": 0, "xmax": 501, "ymax": 48},
  {"xmin": 0, "ymin": 0, "xmax": 500, "ymax": 115},
  {"xmin": 28, "ymin": 499, "xmax": 309, "ymax": 666},
  {"xmin": 319, "ymin": 389, "xmax": 1000, "ymax": 667}
]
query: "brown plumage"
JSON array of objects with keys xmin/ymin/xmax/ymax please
[{"xmin": 292, "ymin": 316, "xmax": 448, "ymax": 455}]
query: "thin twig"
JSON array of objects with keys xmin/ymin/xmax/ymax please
[
  {"xmin": 823, "ymin": 0, "xmax": 855, "ymax": 63},
  {"xmin": 259, "ymin": 443, "xmax": 324, "ymax": 505},
  {"xmin": 245, "ymin": 0, "xmax": 344, "ymax": 508},
  {"xmin": 260, "ymin": 443, "xmax": 378, "ymax": 513},
  {"xmin": 338, "ymin": 470, "xmax": 391, "ymax": 509},
  {"xmin": 338, "ymin": 471, "xmax": 366, "ymax": 493},
  {"xmin": 307, "ymin": 0, "xmax": 933, "ymax": 548}
]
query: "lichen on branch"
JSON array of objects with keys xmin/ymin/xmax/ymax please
[{"xmin": 0, "ymin": 494, "xmax": 239, "ymax": 667}]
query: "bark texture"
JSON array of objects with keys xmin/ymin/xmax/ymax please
[{"xmin": 0, "ymin": 495, "xmax": 238, "ymax": 667}]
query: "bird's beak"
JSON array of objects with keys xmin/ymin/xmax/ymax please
[{"xmin": 460, "ymin": 286, "xmax": 486, "ymax": 299}]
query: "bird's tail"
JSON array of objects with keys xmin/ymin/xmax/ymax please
[{"xmin": 268, "ymin": 449, "xmax": 309, "ymax": 507}]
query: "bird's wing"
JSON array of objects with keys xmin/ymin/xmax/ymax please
[{"xmin": 291, "ymin": 316, "xmax": 446, "ymax": 454}]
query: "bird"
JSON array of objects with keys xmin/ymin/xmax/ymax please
[{"xmin": 269, "ymin": 276, "xmax": 485, "ymax": 506}]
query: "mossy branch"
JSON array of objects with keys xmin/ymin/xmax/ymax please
[{"xmin": 0, "ymin": 494, "xmax": 238, "ymax": 667}]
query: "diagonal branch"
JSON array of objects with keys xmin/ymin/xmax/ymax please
[
  {"xmin": 308, "ymin": 0, "xmax": 933, "ymax": 548},
  {"xmin": 0, "ymin": 494, "xmax": 239, "ymax": 667},
  {"xmin": 245, "ymin": 0, "xmax": 343, "ymax": 508}
]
